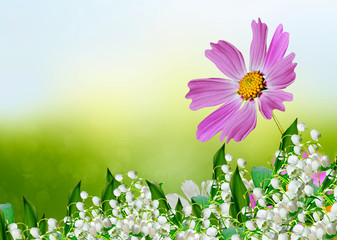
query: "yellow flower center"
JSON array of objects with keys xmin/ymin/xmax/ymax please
[{"xmin": 237, "ymin": 71, "xmax": 265, "ymax": 101}]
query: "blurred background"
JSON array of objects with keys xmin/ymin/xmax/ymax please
[{"xmin": 0, "ymin": 0, "xmax": 336, "ymax": 220}]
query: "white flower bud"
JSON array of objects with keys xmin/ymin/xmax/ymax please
[
  {"xmin": 92, "ymin": 196, "xmax": 101, "ymax": 206},
  {"xmin": 206, "ymin": 227, "xmax": 217, "ymax": 237},
  {"xmin": 245, "ymin": 220, "xmax": 256, "ymax": 231},
  {"xmin": 202, "ymin": 219, "xmax": 210, "ymax": 229},
  {"xmin": 253, "ymin": 188, "xmax": 264, "ymax": 199},
  {"xmin": 288, "ymin": 155, "xmax": 299, "ymax": 165},
  {"xmin": 30, "ymin": 228, "xmax": 41, "ymax": 238},
  {"xmin": 113, "ymin": 188, "xmax": 121, "ymax": 197},
  {"xmin": 131, "ymin": 224, "xmax": 140, "ymax": 234},
  {"xmin": 47, "ymin": 218, "xmax": 58, "ymax": 229},
  {"xmin": 118, "ymin": 184, "xmax": 128, "ymax": 193},
  {"xmin": 278, "ymin": 233, "xmax": 289, "ymax": 240},
  {"xmin": 141, "ymin": 226, "xmax": 149, "ymax": 236},
  {"xmin": 201, "ymin": 208, "xmax": 211, "ymax": 219},
  {"xmin": 10, "ymin": 229, "xmax": 22, "ymax": 239},
  {"xmin": 237, "ymin": 158, "xmax": 246, "ymax": 168},
  {"xmin": 311, "ymin": 160, "xmax": 321, "ymax": 172},
  {"xmin": 225, "ymin": 153, "xmax": 233, "ymax": 162},
  {"xmin": 316, "ymin": 227, "xmax": 325, "ymax": 239},
  {"xmin": 270, "ymin": 178, "xmax": 281, "ymax": 189},
  {"xmin": 158, "ymin": 216, "xmax": 167, "ymax": 225},
  {"xmin": 291, "ymin": 135, "xmax": 302, "ymax": 145},
  {"xmin": 221, "ymin": 182, "xmax": 230, "ymax": 191},
  {"xmin": 76, "ymin": 202, "xmax": 85, "ymax": 211},
  {"xmin": 297, "ymin": 122, "xmax": 306, "ymax": 132},
  {"xmin": 231, "ymin": 234, "xmax": 242, "ymax": 240},
  {"xmin": 310, "ymin": 129, "xmax": 321, "ymax": 141},
  {"xmin": 127, "ymin": 171, "xmax": 137, "ymax": 179},
  {"xmin": 109, "ymin": 199, "xmax": 118, "ymax": 208},
  {"xmin": 279, "ymin": 208, "xmax": 289, "ymax": 219},
  {"xmin": 326, "ymin": 223, "xmax": 336, "ymax": 235},
  {"xmin": 304, "ymin": 185, "xmax": 314, "ymax": 196},
  {"xmin": 287, "ymin": 201, "xmax": 298, "ymax": 213},
  {"xmin": 102, "ymin": 218, "xmax": 112, "ymax": 228},
  {"xmin": 315, "ymin": 196, "xmax": 325, "ymax": 208},
  {"xmin": 80, "ymin": 191, "xmax": 88, "ymax": 200},
  {"xmin": 288, "ymin": 180, "xmax": 302, "ymax": 193},
  {"xmin": 225, "ymin": 174, "xmax": 231, "ymax": 182},
  {"xmin": 298, "ymin": 213, "xmax": 306, "ymax": 223},
  {"xmin": 95, "ymin": 223, "xmax": 103, "ymax": 232},
  {"xmin": 115, "ymin": 174, "xmax": 123, "ymax": 182},
  {"xmin": 294, "ymin": 146, "xmax": 302, "ymax": 155},
  {"xmin": 8, "ymin": 223, "xmax": 18, "ymax": 231},
  {"xmin": 313, "ymin": 211, "xmax": 322, "ymax": 221},
  {"xmin": 152, "ymin": 200, "xmax": 159, "ymax": 209},
  {"xmin": 258, "ymin": 198, "xmax": 267, "ymax": 207},
  {"xmin": 75, "ymin": 220, "xmax": 84, "ymax": 229},
  {"xmin": 183, "ymin": 205, "xmax": 192, "ymax": 217},
  {"xmin": 321, "ymin": 155, "xmax": 331, "ymax": 168},
  {"xmin": 331, "ymin": 203, "xmax": 337, "ymax": 214},
  {"xmin": 308, "ymin": 144, "xmax": 318, "ymax": 154},
  {"xmin": 221, "ymin": 165, "xmax": 231, "ymax": 174}
]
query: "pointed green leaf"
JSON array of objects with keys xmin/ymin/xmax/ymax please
[
  {"xmin": 0, "ymin": 203, "xmax": 14, "ymax": 224},
  {"xmin": 146, "ymin": 180, "xmax": 170, "ymax": 213},
  {"xmin": 222, "ymin": 227, "xmax": 243, "ymax": 239},
  {"xmin": 274, "ymin": 118, "xmax": 298, "ymax": 173},
  {"xmin": 191, "ymin": 195, "xmax": 209, "ymax": 208},
  {"xmin": 0, "ymin": 210, "xmax": 7, "ymax": 240},
  {"xmin": 106, "ymin": 168, "xmax": 114, "ymax": 184},
  {"xmin": 23, "ymin": 197, "xmax": 37, "ymax": 228},
  {"xmin": 175, "ymin": 198, "xmax": 183, "ymax": 223},
  {"xmin": 23, "ymin": 197, "xmax": 38, "ymax": 239},
  {"xmin": 212, "ymin": 143, "xmax": 227, "ymax": 181},
  {"xmin": 229, "ymin": 167, "xmax": 249, "ymax": 222},
  {"xmin": 191, "ymin": 198, "xmax": 202, "ymax": 218},
  {"xmin": 251, "ymin": 166, "xmax": 272, "ymax": 190},
  {"xmin": 101, "ymin": 174, "xmax": 120, "ymax": 214},
  {"xmin": 39, "ymin": 213, "xmax": 47, "ymax": 235},
  {"xmin": 67, "ymin": 181, "xmax": 81, "ymax": 218}
]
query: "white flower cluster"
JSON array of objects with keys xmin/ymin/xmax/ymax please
[{"xmin": 5, "ymin": 122, "xmax": 337, "ymax": 239}]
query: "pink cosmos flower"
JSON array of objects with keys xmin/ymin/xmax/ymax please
[{"xmin": 186, "ymin": 19, "xmax": 297, "ymax": 143}]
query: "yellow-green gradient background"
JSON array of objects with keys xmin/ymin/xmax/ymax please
[{"xmin": 1, "ymin": 0, "xmax": 337, "ymax": 220}]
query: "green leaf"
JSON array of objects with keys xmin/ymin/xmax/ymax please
[
  {"xmin": 274, "ymin": 118, "xmax": 298, "ymax": 173},
  {"xmin": 229, "ymin": 167, "xmax": 249, "ymax": 223},
  {"xmin": 251, "ymin": 166, "xmax": 272, "ymax": 190},
  {"xmin": 39, "ymin": 213, "xmax": 47, "ymax": 235},
  {"xmin": 191, "ymin": 198, "xmax": 202, "ymax": 218},
  {"xmin": 23, "ymin": 197, "xmax": 38, "ymax": 239},
  {"xmin": 212, "ymin": 143, "xmax": 227, "ymax": 181},
  {"xmin": 222, "ymin": 227, "xmax": 243, "ymax": 239},
  {"xmin": 106, "ymin": 168, "xmax": 114, "ymax": 184},
  {"xmin": 146, "ymin": 180, "xmax": 170, "ymax": 213},
  {"xmin": 101, "ymin": 174, "xmax": 120, "ymax": 214},
  {"xmin": 23, "ymin": 197, "xmax": 37, "ymax": 228},
  {"xmin": 0, "ymin": 210, "xmax": 7, "ymax": 240},
  {"xmin": 191, "ymin": 195, "xmax": 209, "ymax": 208},
  {"xmin": 67, "ymin": 181, "xmax": 81, "ymax": 218},
  {"xmin": 175, "ymin": 198, "xmax": 183, "ymax": 223},
  {"xmin": 0, "ymin": 203, "xmax": 14, "ymax": 225}
]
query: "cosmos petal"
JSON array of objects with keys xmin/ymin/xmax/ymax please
[
  {"xmin": 196, "ymin": 96, "xmax": 242, "ymax": 142},
  {"xmin": 220, "ymin": 99, "xmax": 257, "ymax": 143},
  {"xmin": 205, "ymin": 40, "xmax": 247, "ymax": 81},
  {"xmin": 250, "ymin": 18, "xmax": 268, "ymax": 72},
  {"xmin": 185, "ymin": 78, "xmax": 238, "ymax": 110},
  {"xmin": 262, "ymin": 24, "xmax": 289, "ymax": 74},
  {"xmin": 264, "ymin": 53, "xmax": 297, "ymax": 89},
  {"xmin": 257, "ymin": 89, "xmax": 293, "ymax": 120}
]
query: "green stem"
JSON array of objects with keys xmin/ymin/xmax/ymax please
[{"xmin": 272, "ymin": 113, "xmax": 284, "ymax": 135}]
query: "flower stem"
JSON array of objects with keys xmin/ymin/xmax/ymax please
[{"xmin": 272, "ymin": 112, "xmax": 284, "ymax": 135}]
